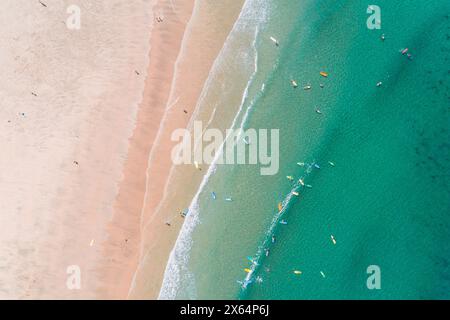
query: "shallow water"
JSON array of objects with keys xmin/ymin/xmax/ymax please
[{"xmin": 161, "ymin": 0, "xmax": 450, "ymax": 299}]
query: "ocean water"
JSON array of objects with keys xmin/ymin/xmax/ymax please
[{"xmin": 160, "ymin": 0, "xmax": 450, "ymax": 299}]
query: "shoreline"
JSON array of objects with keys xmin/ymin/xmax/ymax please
[
  {"xmin": 155, "ymin": 0, "xmax": 269, "ymax": 298},
  {"xmin": 127, "ymin": 0, "xmax": 246, "ymax": 299}
]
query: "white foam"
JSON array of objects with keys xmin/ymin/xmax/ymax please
[
  {"xmin": 158, "ymin": 0, "xmax": 270, "ymax": 300},
  {"xmin": 240, "ymin": 163, "xmax": 317, "ymax": 293}
]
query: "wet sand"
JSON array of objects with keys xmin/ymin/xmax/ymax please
[{"xmin": 100, "ymin": 0, "xmax": 197, "ymax": 298}]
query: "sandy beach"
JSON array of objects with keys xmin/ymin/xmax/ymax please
[{"xmin": 0, "ymin": 0, "xmax": 244, "ymax": 299}]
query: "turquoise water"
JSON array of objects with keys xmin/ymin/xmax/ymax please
[{"xmin": 160, "ymin": 0, "xmax": 450, "ymax": 299}]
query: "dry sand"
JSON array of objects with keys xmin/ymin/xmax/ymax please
[{"xmin": 0, "ymin": 0, "xmax": 152, "ymax": 298}]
